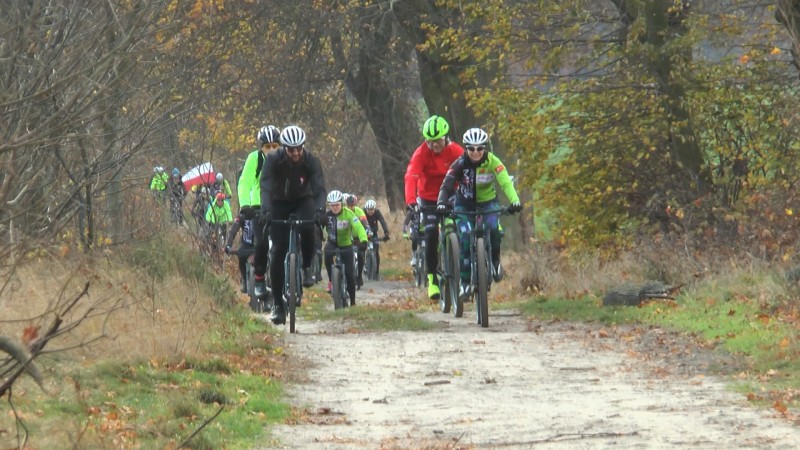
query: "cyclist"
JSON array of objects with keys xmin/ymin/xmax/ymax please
[
  {"xmin": 259, "ymin": 125, "xmax": 327, "ymax": 325},
  {"xmin": 212, "ymin": 172, "xmax": 233, "ymax": 200},
  {"xmin": 404, "ymin": 115, "xmax": 464, "ymax": 300},
  {"xmin": 191, "ymin": 185, "xmax": 211, "ymax": 228},
  {"xmin": 167, "ymin": 168, "xmax": 186, "ymax": 224},
  {"xmin": 364, "ymin": 199, "xmax": 390, "ymax": 278},
  {"xmin": 240, "ymin": 125, "xmax": 281, "ymax": 303},
  {"xmin": 436, "ymin": 127, "xmax": 523, "ymax": 299},
  {"xmin": 224, "ymin": 210, "xmax": 257, "ymax": 294},
  {"xmin": 150, "ymin": 166, "xmax": 168, "ymax": 202},
  {"xmin": 345, "ymin": 193, "xmax": 369, "ymax": 289},
  {"xmin": 206, "ymin": 192, "xmax": 233, "ymax": 252},
  {"xmin": 321, "ymin": 190, "xmax": 368, "ymax": 306}
]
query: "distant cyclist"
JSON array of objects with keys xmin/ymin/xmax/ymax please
[
  {"xmin": 321, "ymin": 190, "xmax": 368, "ymax": 306},
  {"xmin": 224, "ymin": 210, "xmax": 256, "ymax": 294},
  {"xmin": 259, "ymin": 125, "xmax": 326, "ymax": 325},
  {"xmin": 437, "ymin": 127, "xmax": 522, "ymax": 299},
  {"xmin": 241, "ymin": 125, "xmax": 281, "ymax": 303},
  {"xmin": 167, "ymin": 168, "xmax": 186, "ymax": 224},
  {"xmin": 404, "ymin": 115, "xmax": 464, "ymax": 300},
  {"xmin": 212, "ymin": 172, "xmax": 233, "ymax": 200},
  {"xmin": 345, "ymin": 193, "xmax": 369, "ymax": 289},
  {"xmin": 363, "ymin": 199, "xmax": 390, "ymax": 277},
  {"xmin": 150, "ymin": 166, "xmax": 168, "ymax": 203}
]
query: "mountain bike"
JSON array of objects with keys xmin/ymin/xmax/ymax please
[
  {"xmin": 329, "ymin": 247, "xmax": 351, "ymax": 310},
  {"xmin": 457, "ymin": 206, "xmax": 515, "ymax": 328},
  {"xmin": 364, "ymin": 235, "xmax": 390, "ymax": 281},
  {"xmin": 230, "ymin": 244, "xmax": 272, "ymax": 314},
  {"xmin": 270, "ymin": 214, "xmax": 318, "ymax": 333}
]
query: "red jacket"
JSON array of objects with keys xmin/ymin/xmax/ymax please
[{"xmin": 404, "ymin": 140, "xmax": 464, "ymax": 204}]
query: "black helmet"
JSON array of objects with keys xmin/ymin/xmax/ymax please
[{"xmin": 257, "ymin": 125, "xmax": 280, "ymax": 145}]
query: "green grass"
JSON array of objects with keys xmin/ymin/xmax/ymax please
[
  {"xmin": 7, "ymin": 307, "xmax": 289, "ymax": 450},
  {"xmin": 516, "ymin": 270, "xmax": 800, "ymax": 408}
]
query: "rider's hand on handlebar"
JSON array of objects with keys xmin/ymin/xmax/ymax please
[
  {"xmin": 383, "ymin": 234, "xmax": 390, "ymax": 241},
  {"xmin": 224, "ymin": 245, "xmax": 232, "ymax": 255},
  {"xmin": 258, "ymin": 209, "xmax": 271, "ymax": 227},
  {"xmin": 435, "ymin": 203, "xmax": 450, "ymax": 215},
  {"xmin": 239, "ymin": 206, "xmax": 255, "ymax": 219},
  {"xmin": 406, "ymin": 203, "xmax": 417, "ymax": 213},
  {"xmin": 508, "ymin": 202, "xmax": 523, "ymax": 214}
]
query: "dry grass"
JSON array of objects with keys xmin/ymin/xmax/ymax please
[{"xmin": 0, "ymin": 249, "xmax": 220, "ymax": 366}]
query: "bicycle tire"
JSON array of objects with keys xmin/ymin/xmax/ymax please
[
  {"xmin": 415, "ymin": 243, "xmax": 427, "ymax": 287},
  {"xmin": 366, "ymin": 250, "xmax": 378, "ymax": 281},
  {"xmin": 288, "ymin": 253, "xmax": 298, "ymax": 333},
  {"xmin": 438, "ymin": 244, "xmax": 450, "ymax": 314},
  {"xmin": 246, "ymin": 262, "xmax": 260, "ymax": 312},
  {"xmin": 476, "ymin": 238, "xmax": 489, "ymax": 328},
  {"xmin": 332, "ymin": 265, "xmax": 344, "ymax": 310},
  {"xmin": 446, "ymin": 232, "xmax": 462, "ymax": 318}
]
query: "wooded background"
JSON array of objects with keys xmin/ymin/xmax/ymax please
[{"xmin": 3, "ymin": 0, "xmax": 800, "ymax": 259}]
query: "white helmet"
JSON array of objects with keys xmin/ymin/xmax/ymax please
[
  {"xmin": 327, "ymin": 190, "xmax": 344, "ymax": 203},
  {"xmin": 462, "ymin": 128, "xmax": 489, "ymax": 146},
  {"xmin": 257, "ymin": 125, "xmax": 280, "ymax": 144},
  {"xmin": 216, "ymin": 173, "xmax": 223, "ymax": 181},
  {"xmin": 364, "ymin": 199, "xmax": 376, "ymax": 210},
  {"xmin": 280, "ymin": 125, "xmax": 306, "ymax": 147}
]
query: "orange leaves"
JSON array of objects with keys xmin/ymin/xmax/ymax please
[{"xmin": 21, "ymin": 325, "xmax": 39, "ymax": 346}]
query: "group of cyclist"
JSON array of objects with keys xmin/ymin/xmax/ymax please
[
  {"xmin": 404, "ymin": 115, "xmax": 522, "ymax": 302},
  {"xmin": 161, "ymin": 113, "xmax": 519, "ymax": 326}
]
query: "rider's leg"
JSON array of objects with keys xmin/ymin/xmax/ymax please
[
  {"xmin": 420, "ymin": 199, "xmax": 440, "ymax": 298},
  {"xmin": 268, "ymin": 203, "xmax": 292, "ymax": 320},
  {"xmin": 297, "ymin": 198, "xmax": 317, "ymax": 287},
  {"xmin": 374, "ymin": 242, "xmax": 381, "ymax": 275},
  {"xmin": 342, "ymin": 246, "xmax": 356, "ymax": 305},
  {"xmin": 356, "ymin": 246, "xmax": 366, "ymax": 287},
  {"xmin": 323, "ymin": 240, "xmax": 335, "ymax": 292}
]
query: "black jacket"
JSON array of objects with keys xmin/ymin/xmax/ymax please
[{"xmin": 260, "ymin": 147, "xmax": 326, "ymax": 211}]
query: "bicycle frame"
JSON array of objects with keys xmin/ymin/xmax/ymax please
[{"xmin": 270, "ymin": 214, "xmax": 318, "ymax": 333}]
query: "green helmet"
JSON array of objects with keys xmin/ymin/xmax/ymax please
[{"xmin": 422, "ymin": 115, "xmax": 450, "ymax": 140}]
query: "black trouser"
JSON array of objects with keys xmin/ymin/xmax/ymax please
[
  {"xmin": 419, "ymin": 198, "xmax": 440, "ymax": 281},
  {"xmin": 238, "ymin": 242, "xmax": 254, "ymax": 282},
  {"xmin": 373, "ymin": 241, "xmax": 382, "ymax": 274},
  {"xmin": 269, "ymin": 198, "xmax": 316, "ymax": 304},
  {"xmin": 356, "ymin": 245, "xmax": 366, "ymax": 283},
  {"xmin": 324, "ymin": 241, "xmax": 356, "ymax": 304}
]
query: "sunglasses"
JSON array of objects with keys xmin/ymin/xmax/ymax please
[
  {"xmin": 466, "ymin": 145, "xmax": 486, "ymax": 152},
  {"xmin": 426, "ymin": 138, "xmax": 446, "ymax": 147},
  {"xmin": 286, "ymin": 145, "xmax": 303, "ymax": 154},
  {"xmin": 263, "ymin": 143, "xmax": 280, "ymax": 150}
]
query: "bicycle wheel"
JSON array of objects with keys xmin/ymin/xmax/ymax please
[
  {"xmin": 246, "ymin": 261, "xmax": 260, "ymax": 312},
  {"xmin": 415, "ymin": 243, "xmax": 427, "ymax": 287},
  {"xmin": 445, "ymin": 232, "xmax": 462, "ymax": 318},
  {"xmin": 476, "ymin": 237, "xmax": 489, "ymax": 328},
  {"xmin": 366, "ymin": 250, "xmax": 378, "ymax": 281},
  {"xmin": 438, "ymin": 240, "xmax": 451, "ymax": 314},
  {"xmin": 288, "ymin": 253, "xmax": 298, "ymax": 333},
  {"xmin": 332, "ymin": 265, "xmax": 344, "ymax": 310}
]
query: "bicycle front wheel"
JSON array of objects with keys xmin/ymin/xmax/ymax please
[
  {"xmin": 445, "ymin": 232, "xmax": 462, "ymax": 318},
  {"xmin": 366, "ymin": 250, "xmax": 378, "ymax": 281},
  {"xmin": 332, "ymin": 265, "xmax": 344, "ymax": 310},
  {"xmin": 476, "ymin": 237, "xmax": 489, "ymax": 328},
  {"xmin": 288, "ymin": 253, "xmax": 298, "ymax": 333}
]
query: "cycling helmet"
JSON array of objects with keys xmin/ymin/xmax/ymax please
[
  {"xmin": 153, "ymin": 166, "xmax": 159, "ymax": 173},
  {"xmin": 364, "ymin": 199, "xmax": 377, "ymax": 210},
  {"xmin": 346, "ymin": 194, "xmax": 356, "ymax": 206},
  {"xmin": 216, "ymin": 173, "xmax": 223, "ymax": 181},
  {"xmin": 462, "ymin": 128, "xmax": 489, "ymax": 146},
  {"xmin": 422, "ymin": 115, "xmax": 449, "ymax": 140},
  {"xmin": 327, "ymin": 190, "xmax": 344, "ymax": 203},
  {"xmin": 257, "ymin": 125, "xmax": 280, "ymax": 145},
  {"xmin": 215, "ymin": 192, "xmax": 226, "ymax": 201},
  {"xmin": 172, "ymin": 168, "xmax": 180, "ymax": 177},
  {"xmin": 280, "ymin": 125, "xmax": 306, "ymax": 147}
]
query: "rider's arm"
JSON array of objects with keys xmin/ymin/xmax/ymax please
[
  {"xmin": 225, "ymin": 216, "xmax": 242, "ymax": 247},
  {"xmin": 403, "ymin": 145, "xmax": 425, "ymax": 206},
  {"xmin": 492, "ymin": 155, "xmax": 520, "ymax": 204},
  {"xmin": 224, "ymin": 180, "xmax": 233, "ymax": 198},
  {"xmin": 223, "ymin": 203, "xmax": 234, "ymax": 223},
  {"xmin": 308, "ymin": 153, "xmax": 327, "ymax": 212},
  {"xmin": 352, "ymin": 214, "xmax": 368, "ymax": 244},
  {"xmin": 376, "ymin": 210, "xmax": 390, "ymax": 235},
  {"xmin": 259, "ymin": 152, "xmax": 275, "ymax": 211},
  {"xmin": 437, "ymin": 159, "xmax": 461, "ymax": 205},
  {"xmin": 205, "ymin": 205, "xmax": 215, "ymax": 223},
  {"xmin": 238, "ymin": 151, "xmax": 258, "ymax": 206}
]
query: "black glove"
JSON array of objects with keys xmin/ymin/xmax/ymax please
[
  {"xmin": 435, "ymin": 203, "xmax": 450, "ymax": 215},
  {"xmin": 239, "ymin": 206, "xmax": 255, "ymax": 220},
  {"xmin": 406, "ymin": 203, "xmax": 417, "ymax": 213},
  {"xmin": 358, "ymin": 241, "xmax": 368, "ymax": 251},
  {"xmin": 383, "ymin": 234, "xmax": 390, "ymax": 241},
  {"xmin": 259, "ymin": 209, "xmax": 271, "ymax": 227},
  {"xmin": 224, "ymin": 245, "xmax": 232, "ymax": 255},
  {"xmin": 315, "ymin": 208, "xmax": 325, "ymax": 225},
  {"xmin": 508, "ymin": 202, "xmax": 523, "ymax": 214}
]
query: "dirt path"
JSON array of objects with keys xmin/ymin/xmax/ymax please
[{"xmin": 260, "ymin": 279, "xmax": 800, "ymax": 449}]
